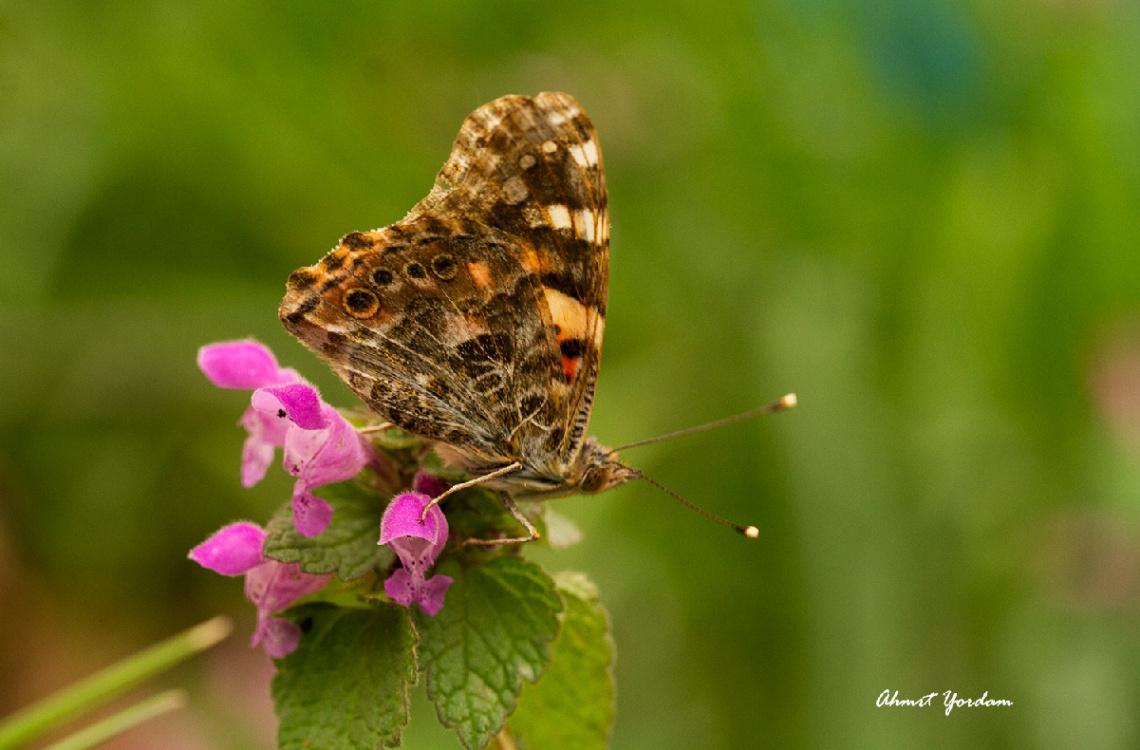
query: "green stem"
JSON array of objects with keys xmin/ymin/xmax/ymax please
[
  {"xmin": 0, "ymin": 616, "xmax": 231, "ymax": 749},
  {"xmin": 43, "ymin": 690, "xmax": 187, "ymax": 750}
]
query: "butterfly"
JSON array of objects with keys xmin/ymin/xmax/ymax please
[{"xmin": 279, "ymin": 92, "xmax": 640, "ymax": 542}]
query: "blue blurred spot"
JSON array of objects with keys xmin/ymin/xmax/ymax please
[
  {"xmin": 769, "ymin": 0, "xmax": 987, "ymax": 132},
  {"xmin": 863, "ymin": 0, "xmax": 985, "ymax": 129}
]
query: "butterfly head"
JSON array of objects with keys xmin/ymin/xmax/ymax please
[{"xmin": 575, "ymin": 438, "xmax": 640, "ymax": 494}]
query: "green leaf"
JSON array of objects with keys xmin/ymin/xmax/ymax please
[
  {"xmin": 263, "ymin": 481, "xmax": 393, "ymax": 580},
  {"xmin": 272, "ymin": 603, "xmax": 416, "ymax": 750},
  {"xmin": 507, "ymin": 571, "xmax": 615, "ymax": 750},
  {"xmin": 417, "ymin": 556, "xmax": 563, "ymax": 750},
  {"xmin": 441, "ymin": 489, "xmax": 545, "ymax": 554}
]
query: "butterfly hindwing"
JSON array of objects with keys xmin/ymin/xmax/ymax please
[{"xmin": 280, "ymin": 93, "xmax": 610, "ymax": 482}]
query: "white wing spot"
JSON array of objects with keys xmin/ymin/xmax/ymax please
[
  {"xmin": 573, "ymin": 209, "xmax": 597, "ymax": 242},
  {"xmin": 547, "ymin": 204, "xmax": 572, "ymax": 230},
  {"xmin": 519, "ymin": 153, "xmax": 537, "ymax": 170},
  {"xmin": 542, "ymin": 140, "xmax": 558, "ymax": 154},
  {"xmin": 567, "ymin": 144, "xmax": 589, "ymax": 168},
  {"xmin": 547, "ymin": 109, "xmax": 569, "ymax": 126},
  {"xmin": 582, "ymin": 139, "xmax": 600, "ymax": 166},
  {"xmin": 480, "ymin": 112, "xmax": 504, "ymax": 131}
]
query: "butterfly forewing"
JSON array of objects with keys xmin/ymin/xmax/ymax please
[{"xmin": 280, "ymin": 93, "xmax": 610, "ymax": 488}]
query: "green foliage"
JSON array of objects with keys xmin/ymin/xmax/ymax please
[
  {"xmin": 417, "ymin": 557, "xmax": 563, "ymax": 750},
  {"xmin": 506, "ymin": 571, "xmax": 615, "ymax": 750},
  {"xmin": 273, "ymin": 604, "xmax": 417, "ymax": 750},
  {"xmin": 262, "ymin": 477, "xmax": 610, "ymax": 749}
]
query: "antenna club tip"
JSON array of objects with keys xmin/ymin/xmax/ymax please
[
  {"xmin": 743, "ymin": 526, "xmax": 759, "ymax": 539},
  {"xmin": 781, "ymin": 393, "xmax": 797, "ymax": 409}
]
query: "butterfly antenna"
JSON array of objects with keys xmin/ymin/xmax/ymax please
[
  {"xmin": 615, "ymin": 393, "xmax": 796, "ymax": 452},
  {"xmin": 630, "ymin": 469, "xmax": 759, "ymax": 539}
]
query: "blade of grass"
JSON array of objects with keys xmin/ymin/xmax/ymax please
[
  {"xmin": 0, "ymin": 616, "xmax": 231, "ymax": 749},
  {"xmin": 43, "ymin": 690, "xmax": 187, "ymax": 750}
]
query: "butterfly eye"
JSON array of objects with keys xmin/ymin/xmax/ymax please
[
  {"xmin": 371, "ymin": 268, "xmax": 394, "ymax": 287},
  {"xmin": 431, "ymin": 254, "xmax": 458, "ymax": 281},
  {"xmin": 343, "ymin": 288, "xmax": 380, "ymax": 318},
  {"xmin": 579, "ymin": 466, "xmax": 609, "ymax": 494}
]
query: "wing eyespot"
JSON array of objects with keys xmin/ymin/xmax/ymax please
[
  {"xmin": 431, "ymin": 254, "xmax": 458, "ymax": 281},
  {"xmin": 343, "ymin": 288, "xmax": 380, "ymax": 318},
  {"xmin": 405, "ymin": 261, "xmax": 427, "ymax": 280},
  {"xmin": 371, "ymin": 268, "xmax": 395, "ymax": 287}
]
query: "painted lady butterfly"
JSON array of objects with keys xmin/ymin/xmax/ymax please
[{"xmin": 279, "ymin": 92, "xmax": 779, "ymax": 541}]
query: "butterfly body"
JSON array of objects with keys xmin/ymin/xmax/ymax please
[{"xmin": 280, "ymin": 93, "xmax": 638, "ymax": 501}]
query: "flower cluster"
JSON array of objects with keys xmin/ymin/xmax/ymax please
[
  {"xmin": 191, "ymin": 341, "xmax": 453, "ymax": 656},
  {"xmin": 197, "ymin": 341, "xmax": 368, "ymax": 537},
  {"xmin": 189, "ymin": 522, "xmax": 330, "ymax": 658}
]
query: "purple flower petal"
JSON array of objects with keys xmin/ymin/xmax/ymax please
[
  {"xmin": 238, "ymin": 407, "xmax": 292, "ymax": 488},
  {"xmin": 416, "ymin": 574, "xmax": 453, "ymax": 616},
  {"xmin": 379, "ymin": 492, "xmax": 447, "ymax": 550},
  {"xmin": 245, "ymin": 560, "xmax": 331, "ymax": 614},
  {"xmin": 286, "ymin": 407, "xmax": 368, "ymax": 486},
  {"xmin": 381, "ymin": 568, "xmax": 453, "ymax": 616},
  {"xmin": 379, "ymin": 493, "xmax": 452, "ymax": 615},
  {"xmin": 199, "ymin": 341, "xmax": 296, "ymax": 389},
  {"xmin": 413, "ymin": 470, "xmax": 451, "ymax": 499},
  {"xmin": 252, "ymin": 384, "xmax": 327, "ymax": 430},
  {"xmin": 281, "ymin": 405, "xmax": 369, "ymax": 537},
  {"xmin": 290, "ymin": 490, "xmax": 336, "ymax": 538},
  {"xmin": 190, "ymin": 521, "xmax": 333, "ymax": 657},
  {"xmin": 188, "ymin": 522, "xmax": 266, "ymax": 576},
  {"xmin": 383, "ymin": 567, "xmax": 416, "ymax": 608},
  {"xmin": 254, "ymin": 614, "xmax": 304, "ymax": 659}
]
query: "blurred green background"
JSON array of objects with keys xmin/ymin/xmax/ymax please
[{"xmin": 4, "ymin": 0, "xmax": 1140, "ymax": 748}]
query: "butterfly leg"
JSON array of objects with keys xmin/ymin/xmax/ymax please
[
  {"xmin": 420, "ymin": 462, "xmax": 523, "ymax": 521},
  {"xmin": 448, "ymin": 491, "xmax": 541, "ymax": 552}
]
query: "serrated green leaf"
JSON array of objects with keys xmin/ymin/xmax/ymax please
[
  {"xmin": 507, "ymin": 571, "xmax": 615, "ymax": 750},
  {"xmin": 273, "ymin": 603, "xmax": 417, "ymax": 750},
  {"xmin": 263, "ymin": 482, "xmax": 393, "ymax": 580},
  {"xmin": 417, "ymin": 556, "xmax": 562, "ymax": 750}
]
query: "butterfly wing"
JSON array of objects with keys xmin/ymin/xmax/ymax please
[{"xmin": 280, "ymin": 93, "xmax": 609, "ymax": 483}]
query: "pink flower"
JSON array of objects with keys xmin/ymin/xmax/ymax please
[
  {"xmin": 198, "ymin": 341, "xmax": 370, "ymax": 537},
  {"xmin": 199, "ymin": 341, "xmax": 299, "ymax": 487},
  {"xmin": 251, "ymin": 384, "xmax": 370, "ymax": 537},
  {"xmin": 197, "ymin": 340, "xmax": 300, "ymax": 390},
  {"xmin": 189, "ymin": 522, "xmax": 331, "ymax": 658},
  {"xmin": 379, "ymin": 492, "xmax": 453, "ymax": 616},
  {"xmin": 412, "ymin": 470, "xmax": 451, "ymax": 499}
]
